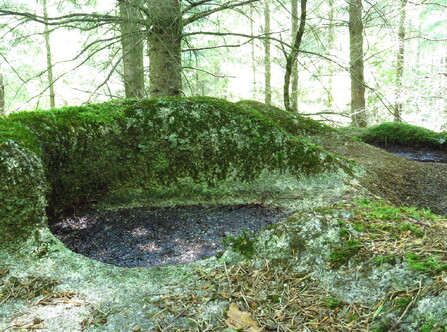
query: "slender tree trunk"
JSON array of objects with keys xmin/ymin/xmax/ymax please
[
  {"xmin": 349, "ymin": 0, "xmax": 366, "ymax": 127},
  {"xmin": 290, "ymin": 0, "xmax": 299, "ymax": 112},
  {"xmin": 250, "ymin": 4, "xmax": 257, "ymax": 99},
  {"xmin": 326, "ymin": 0, "xmax": 335, "ymax": 108},
  {"xmin": 284, "ymin": 0, "xmax": 307, "ymax": 112},
  {"xmin": 394, "ymin": 0, "xmax": 408, "ymax": 122},
  {"xmin": 263, "ymin": 0, "xmax": 272, "ymax": 105},
  {"xmin": 42, "ymin": 0, "xmax": 55, "ymax": 108},
  {"xmin": 119, "ymin": 0, "xmax": 145, "ymax": 99},
  {"xmin": 0, "ymin": 65, "xmax": 4, "ymax": 116},
  {"xmin": 147, "ymin": 0, "xmax": 182, "ymax": 97}
]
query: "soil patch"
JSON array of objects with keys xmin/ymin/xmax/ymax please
[{"xmin": 50, "ymin": 204, "xmax": 288, "ymax": 268}]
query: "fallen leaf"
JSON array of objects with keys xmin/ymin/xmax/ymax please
[{"xmin": 225, "ymin": 303, "xmax": 262, "ymax": 332}]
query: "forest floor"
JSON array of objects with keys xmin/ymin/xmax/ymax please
[
  {"xmin": 2, "ymin": 138, "xmax": 447, "ymax": 332},
  {"xmin": 326, "ymin": 137, "xmax": 447, "ymax": 217},
  {"xmin": 49, "ymin": 138, "xmax": 447, "ymax": 270}
]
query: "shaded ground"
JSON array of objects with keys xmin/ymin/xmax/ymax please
[
  {"xmin": 50, "ymin": 204, "xmax": 288, "ymax": 268},
  {"xmin": 379, "ymin": 145, "xmax": 447, "ymax": 163},
  {"xmin": 326, "ymin": 136, "xmax": 447, "ymax": 216}
]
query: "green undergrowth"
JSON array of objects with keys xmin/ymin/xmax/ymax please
[
  {"xmin": 323, "ymin": 198, "xmax": 447, "ymax": 275},
  {"xmin": 222, "ymin": 230, "xmax": 257, "ymax": 259},
  {"xmin": 1, "ymin": 97, "xmax": 349, "ymax": 243},
  {"xmin": 358, "ymin": 122, "xmax": 447, "ymax": 148}
]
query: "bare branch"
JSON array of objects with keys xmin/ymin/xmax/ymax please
[
  {"xmin": 183, "ymin": 0, "xmax": 260, "ymax": 26},
  {"xmin": 182, "ymin": 0, "xmax": 214, "ymax": 14},
  {"xmin": 183, "ymin": 66, "xmax": 236, "ymax": 78}
]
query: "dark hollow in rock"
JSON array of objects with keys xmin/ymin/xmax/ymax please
[
  {"xmin": 50, "ymin": 204, "xmax": 289, "ymax": 268},
  {"xmin": 377, "ymin": 145, "xmax": 447, "ymax": 163}
]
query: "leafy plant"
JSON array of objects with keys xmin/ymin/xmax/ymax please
[
  {"xmin": 324, "ymin": 297, "xmax": 343, "ymax": 309},
  {"xmin": 222, "ymin": 231, "xmax": 257, "ymax": 259}
]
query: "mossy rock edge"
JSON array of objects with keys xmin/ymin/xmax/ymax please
[{"xmin": 0, "ymin": 97, "xmax": 348, "ymax": 246}]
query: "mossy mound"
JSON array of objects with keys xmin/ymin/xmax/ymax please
[
  {"xmin": 236, "ymin": 100, "xmax": 335, "ymax": 137},
  {"xmin": 0, "ymin": 141, "xmax": 47, "ymax": 246},
  {"xmin": 0, "ymin": 97, "xmax": 348, "ymax": 246},
  {"xmin": 359, "ymin": 122, "xmax": 447, "ymax": 148}
]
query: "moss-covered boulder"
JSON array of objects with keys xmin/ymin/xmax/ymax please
[
  {"xmin": 0, "ymin": 97, "xmax": 348, "ymax": 247},
  {"xmin": 360, "ymin": 122, "xmax": 447, "ymax": 148},
  {"xmin": 237, "ymin": 100, "xmax": 335, "ymax": 138},
  {"xmin": 0, "ymin": 141, "xmax": 47, "ymax": 247}
]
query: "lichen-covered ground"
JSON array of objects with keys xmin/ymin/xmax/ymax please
[{"xmin": 1, "ymin": 140, "xmax": 447, "ymax": 331}]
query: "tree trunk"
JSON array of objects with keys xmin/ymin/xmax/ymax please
[
  {"xmin": 349, "ymin": 0, "xmax": 366, "ymax": 127},
  {"xmin": 250, "ymin": 3, "xmax": 257, "ymax": 100},
  {"xmin": 147, "ymin": 0, "xmax": 182, "ymax": 97},
  {"xmin": 326, "ymin": 0, "xmax": 335, "ymax": 108},
  {"xmin": 0, "ymin": 65, "xmax": 4, "ymax": 116},
  {"xmin": 263, "ymin": 0, "xmax": 272, "ymax": 105},
  {"xmin": 284, "ymin": 0, "xmax": 307, "ymax": 112},
  {"xmin": 119, "ymin": 0, "xmax": 145, "ymax": 99},
  {"xmin": 42, "ymin": 0, "xmax": 55, "ymax": 108},
  {"xmin": 394, "ymin": 0, "xmax": 408, "ymax": 122},
  {"xmin": 290, "ymin": 0, "xmax": 299, "ymax": 112}
]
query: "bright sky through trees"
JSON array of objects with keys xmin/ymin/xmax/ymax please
[{"xmin": 0, "ymin": 0, "xmax": 446, "ymax": 129}]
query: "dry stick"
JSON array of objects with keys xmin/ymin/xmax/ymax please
[
  {"xmin": 161, "ymin": 307, "xmax": 190, "ymax": 331},
  {"xmin": 397, "ymin": 280, "xmax": 424, "ymax": 322}
]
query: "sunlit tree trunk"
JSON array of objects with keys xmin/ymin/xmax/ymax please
[
  {"xmin": 290, "ymin": 0, "xmax": 299, "ymax": 112},
  {"xmin": 0, "ymin": 66, "xmax": 4, "ymax": 116},
  {"xmin": 119, "ymin": 0, "xmax": 145, "ymax": 99},
  {"xmin": 42, "ymin": 0, "xmax": 55, "ymax": 108},
  {"xmin": 394, "ymin": 0, "xmax": 408, "ymax": 122},
  {"xmin": 263, "ymin": 0, "xmax": 272, "ymax": 105},
  {"xmin": 147, "ymin": 0, "xmax": 182, "ymax": 97},
  {"xmin": 326, "ymin": 0, "xmax": 335, "ymax": 108},
  {"xmin": 284, "ymin": 0, "xmax": 306, "ymax": 112},
  {"xmin": 349, "ymin": 0, "xmax": 366, "ymax": 127},
  {"xmin": 249, "ymin": 4, "xmax": 257, "ymax": 99}
]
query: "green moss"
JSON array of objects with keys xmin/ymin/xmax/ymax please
[
  {"xmin": 329, "ymin": 240, "xmax": 361, "ymax": 267},
  {"xmin": 399, "ymin": 223, "xmax": 424, "ymax": 236},
  {"xmin": 325, "ymin": 199, "xmax": 443, "ymax": 271},
  {"xmin": 0, "ymin": 141, "xmax": 47, "ymax": 246},
  {"xmin": 395, "ymin": 296, "xmax": 411, "ymax": 308},
  {"xmin": 324, "ymin": 297, "xmax": 343, "ymax": 309},
  {"xmin": 405, "ymin": 253, "xmax": 447, "ymax": 275},
  {"xmin": 236, "ymin": 100, "xmax": 335, "ymax": 137},
  {"xmin": 374, "ymin": 255, "xmax": 396, "ymax": 266},
  {"xmin": 359, "ymin": 122, "xmax": 447, "ymax": 148}
]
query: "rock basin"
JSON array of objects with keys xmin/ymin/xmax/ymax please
[
  {"xmin": 379, "ymin": 145, "xmax": 447, "ymax": 163},
  {"xmin": 50, "ymin": 204, "xmax": 288, "ymax": 268}
]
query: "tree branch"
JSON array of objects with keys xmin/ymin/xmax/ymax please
[
  {"xmin": 182, "ymin": 0, "xmax": 214, "ymax": 14},
  {"xmin": 183, "ymin": 0, "xmax": 260, "ymax": 26}
]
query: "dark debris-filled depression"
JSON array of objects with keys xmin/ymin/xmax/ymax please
[{"xmin": 50, "ymin": 204, "xmax": 289, "ymax": 268}]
